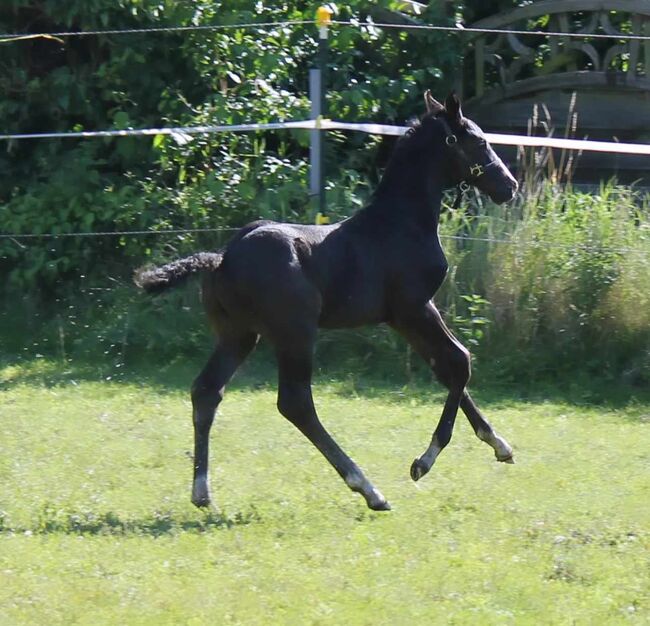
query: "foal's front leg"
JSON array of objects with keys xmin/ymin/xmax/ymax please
[
  {"xmin": 393, "ymin": 302, "xmax": 514, "ymax": 479},
  {"xmin": 275, "ymin": 346, "xmax": 390, "ymax": 511},
  {"xmin": 460, "ymin": 392, "xmax": 514, "ymax": 463},
  {"xmin": 394, "ymin": 303, "xmax": 471, "ymax": 480}
]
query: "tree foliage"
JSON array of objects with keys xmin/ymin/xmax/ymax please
[{"xmin": 0, "ymin": 0, "xmax": 460, "ymax": 289}]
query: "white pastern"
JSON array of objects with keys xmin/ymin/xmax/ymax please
[
  {"xmin": 420, "ymin": 441, "xmax": 442, "ymax": 469},
  {"xmin": 478, "ymin": 428, "xmax": 513, "ymax": 460},
  {"xmin": 345, "ymin": 470, "xmax": 387, "ymax": 507}
]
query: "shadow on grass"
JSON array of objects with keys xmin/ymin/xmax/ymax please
[
  {"xmin": 2, "ymin": 348, "xmax": 649, "ymax": 416},
  {"xmin": 0, "ymin": 506, "xmax": 261, "ymax": 538},
  {"xmin": 0, "ymin": 350, "xmax": 271, "ymax": 394}
]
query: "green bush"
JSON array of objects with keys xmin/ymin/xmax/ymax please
[{"xmin": 3, "ymin": 183, "xmax": 648, "ymax": 388}]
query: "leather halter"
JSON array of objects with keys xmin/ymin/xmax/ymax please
[{"xmin": 437, "ymin": 115, "xmax": 500, "ymax": 209}]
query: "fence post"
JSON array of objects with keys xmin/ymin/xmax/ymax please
[
  {"xmin": 311, "ymin": 6, "xmax": 332, "ymax": 225},
  {"xmin": 309, "ymin": 69, "xmax": 322, "ymax": 219}
]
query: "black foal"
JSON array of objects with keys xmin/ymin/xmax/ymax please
[{"xmin": 136, "ymin": 92, "xmax": 517, "ymax": 511}]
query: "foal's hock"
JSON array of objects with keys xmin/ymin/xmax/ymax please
[{"xmin": 135, "ymin": 92, "xmax": 518, "ymax": 511}]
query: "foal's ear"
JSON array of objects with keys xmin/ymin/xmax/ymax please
[
  {"xmin": 445, "ymin": 92, "xmax": 463, "ymax": 122},
  {"xmin": 424, "ymin": 90, "xmax": 444, "ymax": 114}
]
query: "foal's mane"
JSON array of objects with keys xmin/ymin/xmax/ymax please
[
  {"xmin": 387, "ymin": 111, "xmax": 444, "ymax": 163},
  {"xmin": 398, "ymin": 111, "xmax": 443, "ymax": 146},
  {"xmin": 371, "ymin": 111, "xmax": 445, "ymax": 201}
]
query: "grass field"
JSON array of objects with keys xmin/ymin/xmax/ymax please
[{"xmin": 1, "ymin": 359, "xmax": 649, "ymax": 625}]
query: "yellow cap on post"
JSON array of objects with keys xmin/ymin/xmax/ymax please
[
  {"xmin": 315, "ymin": 212, "xmax": 331, "ymax": 225},
  {"xmin": 316, "ymin": 6, "xmax": 333, "ymax": 27}
]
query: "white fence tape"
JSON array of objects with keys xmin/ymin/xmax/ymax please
[
  {"xmin": 2, "ymin": 118, "xmax": 650, "ymax": 155},
  {"xmin": 485, "ymin": 132, "xmax": 650, "ymax": 156},
  {"xmin": 320, "ymin": 120, "xmax": 650, "ymax": 155},
  {"xmin": 0, "ymin": 120, "xmax": 316, "ymax": 142},
  {"xmin": 319, "ymin": 120, "xmax": 407, "ymax": 136}
]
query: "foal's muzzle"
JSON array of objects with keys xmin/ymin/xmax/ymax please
[{"xmin": 490, "ymin": 178, "xmax": 518, "ymax": 203}]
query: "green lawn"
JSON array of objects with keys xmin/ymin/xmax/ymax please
[{"xmin": 1, "ymin": 360, "xmax": 648, "ymax": 625}]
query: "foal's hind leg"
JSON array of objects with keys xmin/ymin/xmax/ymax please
[
  {"xmin": 191, "ymin": 332, "xmax": 258, "ymax": 507},
  {"xmin": 393, "ymin": 303, "xmax": 475, "ymax": 480},
  {"xmin": 275, "ymin": 344, "xmax": 390, "ymax": 511}
]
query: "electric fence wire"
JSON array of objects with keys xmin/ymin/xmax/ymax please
[
  {"xmin": 2, "ymin": 18, "xmax": 650, "ymax": 42},
  {"xmin": 333, "ymin": 20, "xmax": 650, "ymax": 41},
  {"xmin": 0, "ymin": 20, "xmax": 313, "ymax": 41},
  {"xmin": 1, "ymin": 227, "xmax": 646, "ymax": 257}
]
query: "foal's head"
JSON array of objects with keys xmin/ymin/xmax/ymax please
[{"xmin": 422, "ymin": 91, "xmax": 518, "ymax": 203}]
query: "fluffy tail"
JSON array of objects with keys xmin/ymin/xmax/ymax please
[{"xmin": 134, "ymin": 251, "xmax": 224, "ymax": 294}]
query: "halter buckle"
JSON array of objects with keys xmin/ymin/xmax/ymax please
[
  {"xmin": 470, "ymin": 164, "xmax": 485, "ymax": 177},
  {"xmin": 459, "ymin": 181, "xmax": 471, "ymax": 193},
  {"xmin": 445, "ymin": 135, "xmax": 458, "ymax": 146}
]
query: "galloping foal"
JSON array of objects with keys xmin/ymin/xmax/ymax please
[{"xmin": 135, "ymin": 92, "xmax": 518, "ymax": 511}]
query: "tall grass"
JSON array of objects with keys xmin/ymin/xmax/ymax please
[
  {"xmin": 440, "ymin": 182, "xmax": 650, "ymax": 384},
  {"xmin": 2, "ymin": 183, "xmax": 648, "ymax": 387}
]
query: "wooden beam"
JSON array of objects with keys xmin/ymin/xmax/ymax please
[
  {"xmin": 465, "ymin": 71, "xmax": 650, "ymax": 107},
  {"xmin": 469, "ymin": 1, "xmax": 650, "ymax": 32}
]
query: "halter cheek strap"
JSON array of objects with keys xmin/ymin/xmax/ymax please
[{"xmin": 445, "ymin": 130, "xmax": 474, "ymax": 210}]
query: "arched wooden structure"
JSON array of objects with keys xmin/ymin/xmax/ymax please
[{"xmin": 462, "ymin": 1, "xmax": 650, "ymax": 182}]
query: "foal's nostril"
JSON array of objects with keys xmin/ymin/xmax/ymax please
[{"xmin": 507, "ymin": 179, "xmax": 519, "ymax": 199}]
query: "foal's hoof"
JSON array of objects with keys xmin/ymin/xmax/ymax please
[
  {"xmin": 191, "ymin": 478, "xmax": 211, "ymax": 508},
  {"xmin": 368, "ymin": 499, "xmax": 392, "ymax": 512},
  {"xmin": 367, "ymin": 489, "xmax": 392, "ymax": 511},
  {"xmin": 498, "ymin": 454, "xmax": 515, "ymax": 464},
  {"xmin": 410, "ymin": 458, "xmax": 430, "ymax": 482},
  {"xmin": 191, "ymin": 495, "xmax": 211, "ymax": 508}
]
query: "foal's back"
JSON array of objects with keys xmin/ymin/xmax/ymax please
[{"xmin": 205, "ymin": 216, "xmax": 393, "ymax": 334}]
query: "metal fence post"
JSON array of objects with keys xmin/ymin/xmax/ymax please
[{"xmin": 311, "ymin": 6, "xmax": 332, "ymax": 225}]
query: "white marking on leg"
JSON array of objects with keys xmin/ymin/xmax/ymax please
[
  {"xmin": 478, "ymin": 428, "xmax": 513, "ymax": 461},
  {"xmin": 345, "ymin": 469, "xmax": 371, "ymax": 494},
  {"xmin": 420, "ymin": 440, "xmax": 442, "ymax": 469},
  {"xmin": 345, "ymin": 469, "xmax": 388, "ymax": 509}
]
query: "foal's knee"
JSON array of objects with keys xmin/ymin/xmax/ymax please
[
  {"xmin": 191, "ymin": 378, "xmax": 223, "ymax": 416},
  {"xmin": 452, "ymin": 343, "xmax": 471, "ymax": 388}
]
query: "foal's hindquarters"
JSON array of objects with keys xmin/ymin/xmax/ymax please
[{"xmin": 190, "ymin": 229, "xmax": 392, "ymax": 511}]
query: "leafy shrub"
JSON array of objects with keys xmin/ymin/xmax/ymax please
[{"xmin": 0, "ymin": 0, "xmax": 459, "ymax": 289}]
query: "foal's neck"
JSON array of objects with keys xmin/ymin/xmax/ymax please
[{"xmin": 368, "ymin": 136, "xmax": 447, "ymax": 228}]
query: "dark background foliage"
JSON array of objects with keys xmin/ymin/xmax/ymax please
[
  {"xmin": 1, "ymin": 1, "xmax": 648, "ymax": 389},
  {"xmin": 0, "ymin": 0, "xmax": 459, "ymax": 289}
]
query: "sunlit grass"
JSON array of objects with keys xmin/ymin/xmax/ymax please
[{"xmin": 1, "ymin": 361, "xmax": 649, "ymax": 625}]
